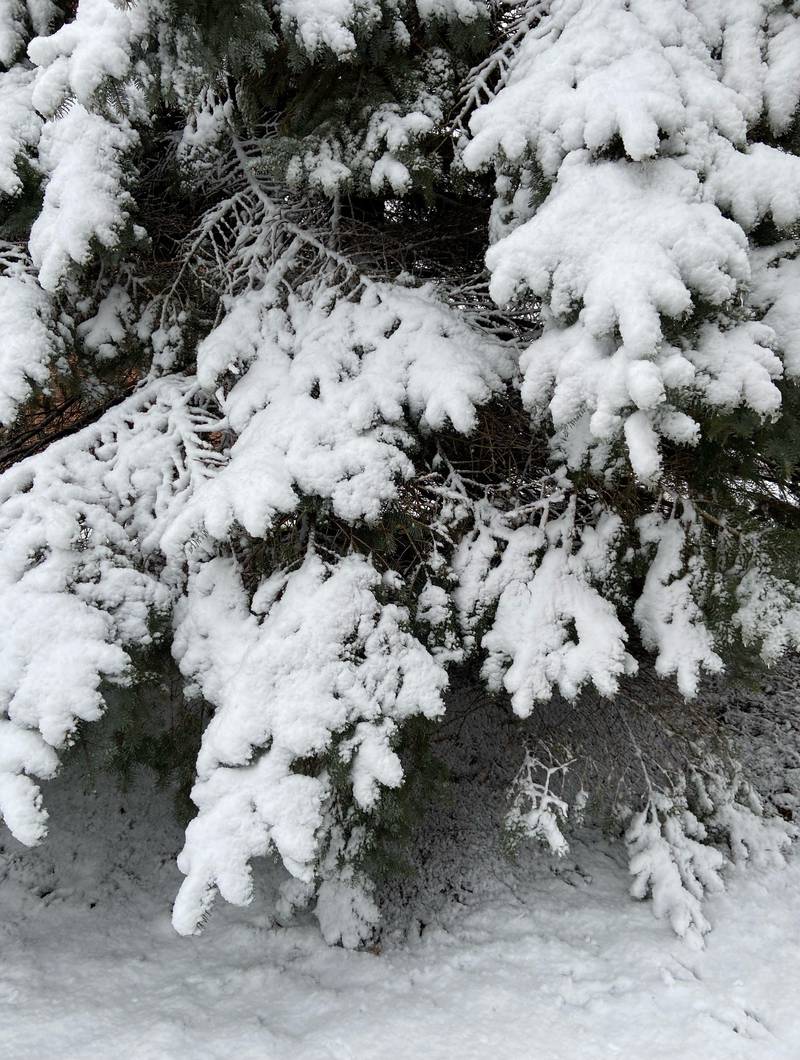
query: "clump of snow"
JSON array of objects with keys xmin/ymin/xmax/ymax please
[
  {"xmin": 634, "ymin": 504, "xmax": 723, "ymax": 698},
  {"xmin": 29, "ymin": 105, "xmax": 139, "ymax": 292},
  {"xmin": 277, "ymin": 0, "xmax": 486, "ymax": 59},
  {"xmin": 167, "ymin": 275, "xmax": 512, "ymax": 544},
  {"xmin": 0, "ymin": 248, "xmax": 58, "ymax": 425},
  {"xmin": 277, "ymin": 0, "xmax": 381, "ymax": 58},
  {"xmin": 76, "ymin": 284, "xmax": 134, "ymax": 360},
  {"xmin": 0, "ymin": 65, "xmax": 41, "ymax": 197},
  {"xmin": 27, "ymin": 0, "xmax": 148, "ymax": 115},
  {"xmin": 451, "ymin": 489, "xmax": 635, "ymax": 714}
]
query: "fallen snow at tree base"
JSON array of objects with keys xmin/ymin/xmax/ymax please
[{"xmin": 1, "ymin": 772, "xmax": 799, "ymax": 1059}]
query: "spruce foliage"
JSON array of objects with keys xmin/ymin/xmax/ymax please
[{"xmin": 1, "ymin": 0, "xmax": 799, "ymax": 945}]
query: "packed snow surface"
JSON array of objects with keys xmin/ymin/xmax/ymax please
[{"xmin": 1, "ymin": 764, "xmax": 799, "ymax": 1059}]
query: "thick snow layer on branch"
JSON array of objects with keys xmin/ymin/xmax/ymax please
[
  {"xmin": 0, "ymin": 0, "xmax": 57, "ymax": 67},
  {"xmin": 0, "ymin": 0, "xmax": 56, "ymax": 68},
  {"xmin": 521, "ymin": 314, "xmax": 784, "ymax": 478},
  {"xmin": 453, "ymin": 499, "xmax": 635, "ymax": 713},
  {"xmin": 278, "ymin": 0, "xmax": 485, "ymax": 57},
  {"xmin": 168, "ymin": 278, "xmax": 513, "ymax": 543},
  {"xmin": 686, "ymin": 320, "xmax": 783, "ymax": 415},
  {"xmin": 29, "ymin": 104, "xmax": 138, "ymax": 292},
  {"xmin": 733, "ymin": 567, "xmax": 800, "ymax": 664},
  {"xmin": 0, "ymin": 377, "xmax": 212, "ymax": 845},
  {"xmin": 483, "ymin": 540, "xmax": 634, "ymax": 711},
  {"xmin": 492, "ymin": 153, "xmax": 784, "ymax": 477},
  {"xmin": 0, "ymin": 254, "xmax": 58, "ymax": 425},
  {"xmin": 464, "ymin": 0, "xmax": 797, "ymax": 179},
  {"xmin": 521, "ymin": 321, "xmax": 685, "ymax": 476},
  {"xmin": 486, "ymin": 156, "xmax": 747, "ymax": 350},
  {"xmin": 0, "ymin": 65, "xmax": 41, "ymax": 197},
  {"xmin": 751, "ymin": 248, "xmax": 800, "ymax": 377},
  {"xmin": 277, "ymin": 0, "xmax": 382, "ymax": 57},
  {"xmin": 24, "ymin": 0, "xmax": 57, "ymax": 37},
  {"xmin": 634, "ymin": 507, "xmax": 722, "ymax": 697},
  {"xmin": 171, "ymin": 550, "xmax": 447, "ymax": 935},
  {"xmin": 27, "ymin": 0, "xmax": 149, "ymax": 115},
  {"xmin": 363, "ymin": 63, "xmax": 449, "ymax": 195},
  {"xmin": 704, "ymin": 141, "xmax": 800, "ymax": 232},
  {"xmin": 0, "ymin": 1, "xmax": 28, "ymax": 68},
  {"xmin": 415, "ymin": 0, "xmax": 486, "ymax": 19}
]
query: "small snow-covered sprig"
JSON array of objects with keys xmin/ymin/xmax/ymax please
[{"xmin": 505, "ymin": 744, "xmax": 580, "ymax": 856}]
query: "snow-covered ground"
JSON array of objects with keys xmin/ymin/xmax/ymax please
[{"xmin": 1, "ymin": 754, "xmax": 799, "ymax": 1060}]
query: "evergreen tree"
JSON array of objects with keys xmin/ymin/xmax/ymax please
[{"xmin": 0, "ymin": 0, "xmax": 799, "ymax": 945}]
